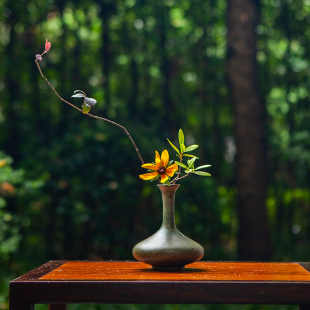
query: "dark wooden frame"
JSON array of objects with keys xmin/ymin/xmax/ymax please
[{"xmin": 9, "ymin": 261, "xmax": 310, "ymax": 310}]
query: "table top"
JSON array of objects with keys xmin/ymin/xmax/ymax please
[
  {"xmin": 40, "ymin": 261, "xmax": 310, "ymax": 281},
  {"xmin": 10, "ymin": 261, "xmax": 310, "ymax": 305}
]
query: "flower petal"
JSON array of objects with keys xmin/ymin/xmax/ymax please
[
  {"xmin": 165, "ymin": 163, "xmax": 178, "ymax": 177},
  {"xmin": 139, "ymin": 172, "xmax": 159, "ymax": 180},
  {"xmin": 141, "ymin": 163, "xmax": 158, "ymax": 171},
  {"xmin": 161, "ymin": 150, "xmax": 169, "ymax": 167},
  {"xmin": 155, "ymin": 151, "xmax": 161, "ymax": 168},
  {"xmin": 160, "ymin": 174, "xmax": 169, "ymax": 183}
]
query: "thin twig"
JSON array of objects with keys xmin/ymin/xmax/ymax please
[
  {"xmin": 171, "ymin": 172, "xmax": 191, "ymax": 183},
  {"xmin": 35, "ymin": 56, "xmax": 144, "ymax": 165},
  {"xmin": 171, "ymin": 154, "xmax": 183, "ymax": 184}
]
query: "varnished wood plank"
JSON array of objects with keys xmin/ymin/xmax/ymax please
[{"xmin": 40, "ymin": 261, "xmax": 310, "ymax": 282}]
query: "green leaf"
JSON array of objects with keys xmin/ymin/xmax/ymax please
[
  {"xmin": 183, "ymin": 154, "xmax": 199, "ymax": 159},
  {"xmin": 82, "ymin": 104, "xmax": 91, "ymax": 114},
  {"xmin": 194, "ymin": 171, "xmax": 211, "ymax": 176},
  {"xmin": 174, "ymin": 161, "xmax": 188, "ymax": 169},
  {"xmin": 187, "ymin": 157, "xmax": 197, "ymax": 168},
  {"xmin": 185, "ymin": 169, "xmax": 193, "ymax": 174},
  {"xmin": 178, "ymin": 129, "xmax": 184, "ymax": 146},
  {"xmin": 168, "ymin": 160, "xmax": 174, "ymax": 166},
  {"xmin": 167, "ymin": 139, "xmax": 180, "ymax": 155},
  {"xmin": 184, "ymin": 145, "xmax": 199, "ymax": 153},
  {"xmin": 150, "ymin": 174, "xmax": 160, "ymax": 182},
  {"xmin": 195, "ymin": 165, "xmax": 212, "ymax": 171},
  {"xmin": 180, "ymin": 143, "xmax": 186, "ymax": 152},
  {"xmin": 165, "ymin": 179, "xmax": 171, "ymax": 186}
]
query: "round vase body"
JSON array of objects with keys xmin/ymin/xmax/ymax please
[{"xmin": 132, "ymin": 184, "xmax": 204, "ymax": 271}]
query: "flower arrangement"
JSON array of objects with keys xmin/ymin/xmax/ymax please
[
  {"xmin": 139, "ymin": 129, "xmax": 211, "ymax": 185},
  {"xmin": 35, "ymin": 40, "xmax": 211, "ymax": 185}
]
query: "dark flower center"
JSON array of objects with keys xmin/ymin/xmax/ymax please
[{"xmin": 157, "ymin": 166, "xmax": 166, "ymax": 175}]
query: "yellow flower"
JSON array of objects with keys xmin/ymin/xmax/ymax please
[{"xmin": 139, "ymin": 150, "xmax": 178, "ymax": 183}]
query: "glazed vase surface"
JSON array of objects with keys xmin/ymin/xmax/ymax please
[{"xmin": 132, "ymin": 184, "xmax": 204, "ymax": 271}]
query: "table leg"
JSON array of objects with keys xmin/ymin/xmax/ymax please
[
  {"xmin": 299, "ymin": 305, "xmax": 310, "ymax": 310},
  {"xmin": 48, "ymin": 304, "xmax": 67, "ymax": 310},
  {"xmin": 9, "ymin": 287, "xmax": 34, "ymax": 310}
]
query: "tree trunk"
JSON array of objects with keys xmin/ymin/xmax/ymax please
[{"xmin": 226, "ymin": 0, "xmax": 272, "ymax": 260}]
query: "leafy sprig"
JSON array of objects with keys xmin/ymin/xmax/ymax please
[{"xmin": 167, "ymin": 129, "xmax": 211, "ymax": 184}]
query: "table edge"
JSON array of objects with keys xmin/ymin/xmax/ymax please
[
  {"xmin": 10, "ymin": 261, "xmax": 67, "ymax": 282},
  {"xmin": 9, "ymin": 280, "xmax": 310, "ymax": 305},
  {"xmin": 300, "ymin": 262, "xmax": 310, "ymax": 273}
]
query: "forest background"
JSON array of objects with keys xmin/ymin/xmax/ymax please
[{"xmin": 1, "ymin": 0, "xmax": 310, "ymax": 309}]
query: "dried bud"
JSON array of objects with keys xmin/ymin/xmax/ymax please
[
  {"xmin": 85, "ymin": 97, "xmax": 97, "ymax": 107},
  {"xmin": 71, "ymin": 90, "xmax": 96, "ymax": 113},
  {"xmin": 36, "ymin": 54, "xmax": 42, "ymax": 61}
]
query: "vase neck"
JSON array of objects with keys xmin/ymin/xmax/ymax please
[{"xmin": 158, "ymin": 184, "xmax": 180, "ymax": 229}]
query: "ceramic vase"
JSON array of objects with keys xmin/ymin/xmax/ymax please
[{"xmin": 132, "ymin": 184, "xmax": 204, "ymax": 271}]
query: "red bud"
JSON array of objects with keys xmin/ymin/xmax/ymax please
[{"xmin": 45, "ymin": 38, "xmax": 51, "ymax": 52}]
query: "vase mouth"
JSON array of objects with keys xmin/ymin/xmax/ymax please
[{"xmin": 157, "ymin": 184, "xmax": 180, "ymax": 187}]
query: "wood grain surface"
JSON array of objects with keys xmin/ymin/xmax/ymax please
[{"xmin": 40, "ymin": 261, "xmax": 310, "ymax": 281}]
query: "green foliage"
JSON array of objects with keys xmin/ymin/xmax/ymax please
[
  {"xmin": 194, "ymin": 171, "xmax": 211, "ymax": 176},
  {"xmin": 0, "ymin": 152, "xmax": 44, "ymax": 264},
  {"xmin": 175, "ymin": 161, "xmax": 187, "ymax": 169},
  {"xmin": 167, "ymin": 139, "xmax": 180, "ymax": 155},
  {"xmin": 0, "ymin": 153, "xmax": 23, "ymax": 262},
  {"xmin": 184, "ymin": 145, "xmax": 199, "ymax": 152},
  {"xmin": 167, "ymin": 129, "xmax": 211, "ymax": 180},
  {"xmin": 178, "ymin": 129, "xmax": 185, "ymax": 146}
]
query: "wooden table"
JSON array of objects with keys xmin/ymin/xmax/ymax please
[{"xmin": 9, "ymin": 261, "xmax": 310, "ymax": 310}]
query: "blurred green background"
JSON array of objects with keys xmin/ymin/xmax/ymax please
[{"xmin": 1, "ymin": 0, "xmax": 310, "ymax": 309}]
